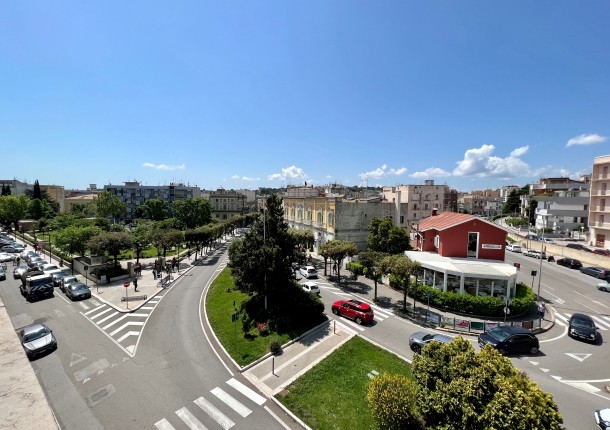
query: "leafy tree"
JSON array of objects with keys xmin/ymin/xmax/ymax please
[
  {"xmin": 367, "ymin": 217, "xmax": 410, "ymax": 254},
  {"xmin": 70, "ymin": 202, "xmax": 95, "ymax": 216},
  {"xmin": 54, "ymin": 225, "xmax": 102, "ymax": 257},
  {"xmin": 228, "ymin": 195, "xmax": 298, "ymax": 307},
  {"xmin": 412, "ymin": 337, "xmax": 563, "ymax": 429},
  {"xmin": 367, "ymin": 373, "xmax": 424, "ymax": 430},
  {"xmin": 380, "ymin": 254, "xmax": 420, "ymax": 310},
  {"xmin": 27, "ymin": 198, "xmax": 55, "ymax": 221},
  {"xmin": 94, "ymin": 191, "xmax": 127, "ymax": 222},
  {"xmin": 528, "ymin": 198, "xmax": 538, "ymax": 227},
  {"xmin": 358, "ymin": 250, "xmax": 387, "ymax": 301},
  {"xmin": 502, "ymin": 189, "xmax": 521, "ymax": 215},
  {"xmin": 172, "ymin": 197, "xmax": 213, "ymax": 229},
  {"xmin": 150, "ymin": 228, "xmax": 184, "ymax": 257},
  {"xmin": 289, "ymin": 228, "xmax": 315, "ymax": 253},
  {"xmin": 1, "ymin": 184, "xmax": 11, "ymax": 196},
  {"xmin": 142, "ymin": 197, "xmax": 169, "ymax": 221},
  {"xmin": 131, "ymin": 221, "xmax": 154, "ymax": 263},
  {"xmin": 87, "ymin": 231, "xmax": 134, "ymax": 266},
  {"xmin": 318, "ymin": 240, "xmax": 358, "ymax": 281},
  {"xmin": 0, "ymin": 195, "xmax": 29, "ymax": 231}
]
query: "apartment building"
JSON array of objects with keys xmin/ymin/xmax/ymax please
[
  {"xmin": 208, "ymin": 188, "xmax": 248, "ymax": 220},
  {"xmin": 104, "ymin": 181, "xmax": 200, "ymax": 222},
  {"xmin": 534, "ymin": 191, "xmax": 589, "ymax": 236},
  {"xmin": 589, "ymin": 155, "xmax": 610, "ymax": 247}
]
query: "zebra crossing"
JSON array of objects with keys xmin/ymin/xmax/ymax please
[
  {"xmin": 80, "ymin": 289, "xmax": 171, "ymax": 357},
  {"xmin": 154, "ymin": 377, "xmax": 266, "ymax": 430},
  {"xmin": 554, "ymin": 311, "xmax": 610, "ymax": 330}
]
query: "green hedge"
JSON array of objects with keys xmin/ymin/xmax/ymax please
[
  {"xmin": 346, "ymin": 261, "xmax": 364, "ymax": 276},
  {"xmin": 411, "ymin": 282, "xmax": 534, "ymax": 317}
]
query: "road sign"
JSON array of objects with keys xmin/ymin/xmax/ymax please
[
  {"xmin": 514, "ymin": 262, "xmax": 520, "ymax": 270},
  {"xmin": 504, "ymin": 307, "xmax": 510, "ymax": 315},
  {"xmin": 531, "ymin": 270, "xmax": 537, "ymax": 276},
  {"xmin": 123, "ymin": 281, "xmax": 130, "ymax": 288},
  {"xmin": 83, "ymin": 265, "xmax": 89, "ymax": 271},
  {"xmin": 231, "ymin": 311, "xmax": 239, "ymax": 323},
  {"xmin": 504, "ymin": 297, "xmax": 512, "ymax": 306}
]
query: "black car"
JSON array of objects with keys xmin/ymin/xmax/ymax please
[
  {"xmin": 478, "ymin": 326, "xmax": 539, "ymax": 355},
  {"xmin": 566, "ymin": 243, "xmax": 593, "ymax": 252},
  {"xmin": 65, "ymin": 282, "xmax": 91, "ymax": 301},
  {"xmin": 556, "ymin": 257, "xmax": 583, "ymax": 269},
  {"xmin": 0, "ymin": 266, "xmax": 5, "ymax": 281},
  {"xmin": 18, "ymin": 323, "xmax": 57, "ymax": 359},
  {"xmin": 580, "ymin": 266, "xmax": 610, "ymax": 280},
  {"xmin": 568, "ymin": 313, "xmax": 598, "ymax": 342}
]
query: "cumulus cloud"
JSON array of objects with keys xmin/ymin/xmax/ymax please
[
  {"xmin": 452, "ymin": 145, "xmax": 531, "ymax": 178},
  {"xmin": 268, "ymin": 165, "xmax": 308, "ymax": 182},
  {"xmin": 231, "ymin": 174, "xmax": 259, "ymax": 181},
  {"xmin": 411, "ymin": 167, "xmax": 451, "ymax": 179},
  {"xmin": 566, "ymin": 133, "xmax": 607, "ymax": 147},
  {"xmin": 359, "ymin": 164, "xmax": 407, "ymax": 180},
  {"xmin": 143, "ymin": 163, "xmax": 186, "ymax": 171}
]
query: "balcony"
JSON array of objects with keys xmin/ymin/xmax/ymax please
[{"xmin": 592, "ymin": 222, "xmax": 610, "ymax": 230}]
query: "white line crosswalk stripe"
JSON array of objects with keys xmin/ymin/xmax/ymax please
[
  {"xmin": 194, "ymin": 397, "xmax": 235, "ymax": 430},
  {"xmin": 211, "ymin": 387, "xmax": 252, "ymax": 417},
  {"xmin": 590, "ymin": 315, "xmax": 610, "ymax": 330},
  {"xmin": 154, "ymin": 418, "xmax": 176, "ymax": 430},
  {"xmin": 84, "ymin": 305, "xmax": 105, "ymax": 316},
  {"xmin": 226, "ymin": 378, "xmax": 266, "ymax": 405},
  {"xmin": 175, "ymin": 407, "xmax": 207, "ymax": 430},
  {"xmin": 334, "ymin": 317, "xmax": 365, "ymax": 331},
  {"xmin": 79, "ymin": 302, "xmax": 89, "ymax": 310},
  {"xmin": 555, "ymin": 313, "xmax": 569, "ymax": 325},
  {"xmin": 96, "ymin": 311, "xmax": 119, "ymax": 325},
  {"xmin": 90, "ymin": 307, "xmax": 114, "ymax": 320}
]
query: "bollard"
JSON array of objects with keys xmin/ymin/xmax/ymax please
[
  {"xmin": 272, "ymin": 356, "xmax": 275, "ymax": 376},
  {"xmin": 334, "ymin": 320, "xmax": 336, "ymax": 334}
]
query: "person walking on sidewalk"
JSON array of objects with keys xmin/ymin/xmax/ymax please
[{"xmin": 133, "ymin": 277, "xmax": 138, "ymax": 292}]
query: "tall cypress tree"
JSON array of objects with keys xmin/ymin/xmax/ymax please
[{"xmin": 33, "ymin": 180, "xmax": 42, "ymax": 200}]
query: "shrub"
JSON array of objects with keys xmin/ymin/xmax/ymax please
[
  {"xmin": 241, "ymin": 314, "xmax": 253, "ymax": 333},
  {"xmin": 346, "ymin": 261, "xmax": 364, "ymax": 276},
  {"xmin": 367, "ymin": 373, "xmax": 424, "ymax": 429},
  {"xmin": 256, "ymin": 321, "xmax": 269, "ymax": 336},
  {"xmin": 269, "ymin": 336, "xmax": 282, "ymax": 354}
]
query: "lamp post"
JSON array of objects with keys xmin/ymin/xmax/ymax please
[
  {"xmin": 47, "ymin": 231, "xmax": 52, "ymax": 263},
  {"xmin": 536, "ymin": 215, "xmax": 546, "ymax": 304}
]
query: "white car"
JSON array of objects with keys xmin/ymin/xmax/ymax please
[
  {"xmin": 0, "ymin": 252, "xmax": 15, "ymax": 263},
  {"xmin": 542, "ymin": 238, "xmax": 555, "ymax": 243},
  {"xmin": 506, "ymin": 244, "xmax": 522, "ymax": 253},
  {"xmin": 299, "ymin": 265, "xmax": 317, "ymax": 279},
  {"xmin": 302, "ymin": 281, "xmax": 320, "ymax": 296},
  {"xmin": 524, "ymin": 250, "xmax": 547, "ymax": 259}
]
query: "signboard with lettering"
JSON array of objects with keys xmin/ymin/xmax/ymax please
[{"xmin": 482, "ymin": 244, "xmax": 502, "ymax": 250}]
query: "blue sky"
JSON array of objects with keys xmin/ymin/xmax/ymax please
[{"xmin": 2, "ymin": 1, "xmax": 609, "ymax": 192}]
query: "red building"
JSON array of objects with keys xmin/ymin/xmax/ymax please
[{"xmin": 416, "ymin": 211, "xmax": 506, "ymax": 261}]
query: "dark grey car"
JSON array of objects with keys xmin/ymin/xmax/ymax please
[
  {"xmin": 568, "ymin": 313, "xmax": 598, "ymax": 343},
  {"xmin": 18, "ymin": 323, "xmax": 57, "ymax": 359},
  {"xmin": 409, "ymin": 331, "xmax": 453, "ymax": 354},
  {"xmin": 580, "ymin": 266, "xmax": 610, "ymax": 280},
  {"xmin": 65, "ymin": 282, "xmax": 91, "ymax": 301}
]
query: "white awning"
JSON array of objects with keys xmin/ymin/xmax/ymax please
[{"xmin": 405, "ymin": 251, "xmax": 517, "ymax": 279}]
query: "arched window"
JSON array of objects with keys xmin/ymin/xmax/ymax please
[
  {"xmin": 290, "ymin": 205, "xmax": 295, "ymax": 218},
  {"xmin": 297, "ymin": 204, "xmax": 304, "ymax": 220},
  {"xmin": 317, "ymin": 209, "xmax": 323, "ymax": 224},
  {"xmin": 328, "ymin": 211, "xmax": 334, "ymax": 226},
  {"xmin": 307, "ymin": 206, "xmax": 312, "ymax": 221}
]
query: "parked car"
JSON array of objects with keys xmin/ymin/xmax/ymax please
[
  {"xmin": 21, "ymin": 250, "xmax": 37, "ymax": 260},
  {"xmin": 299, "ymin": 265, "xmax": 318, "ymax": 279},
  {"xmin": 65, "ymin": 282, "xmax": 92, "ymax": 301},
  {"xmin": 594, "ymin": 408, "xmax": 610, "ymax": 429},
  {"xmin": 524, "ymin": 249, "xmax": 546, "ymax": 259},
  {"xmin": 566, "ymin": 243, "xmax": 593, "ymax": 252},
  {"xmin": 0, "ymin": 252, "xmax": 15, "ymax": 263},
  {"xmin": 18, "ymin": 323, "xmax": 57, "ymax": 359},
  {"xmin": 1, "ymin": 245, "xmax": 21, "ymax": 253},
  {"xmin": 568, "ymin": 313, "xmax": 598, "ymax": 343},
  {"xmin": 580, "ymin": 266, "xmax": 610, "ymax": 280},
  {"xmin": 13, "ymin": 266, "xmax": 28, "ymax": 279},
  {"xmin": 597, "ymin": 282, "xmax": 610, "ymax": 292},
  {"xmin": 408, "ymin": 331, "xmax": 453, "ymax": 354},
  {"xmin": 27, "ymin": 256, "xmax": 44, "ymax": 268},
  {"xmin": 506, "ymin": 244, "xmax": 522, "ymax": 253},
  {"xmin": 331, "ymin": 299, "xmax": 374, "ymax": 325},
  {"xmin": 542, "ymin": 238, "xmax": 555, "ymax": 243},
  {"xmin": 51, "ymin": 271, "xmax": 68, "ymax": 288},
  {"xmin": 478, "ymin": 326, "xmax": 539, "ymax": 355},
  {"xmin": 556, "ymin": 258, "xmax": 583, "ymax": 269},
  {"xmin": 60, "ymin": 276, "xmax": 79, "ymax": 293},
  {"xmin": 593, "ymin": 249, "xmax": 610, "ymax": 257},
  {"xmin": 41, "ymin": 264, "xmax": 59, "ymax": 274},
  {"xmin": 301, "ymin": 281, "xmax": 320, "ymax": 296},
  {"xmin": 0, "ymin": 266, "xmax": 5, "ymax": 281}
]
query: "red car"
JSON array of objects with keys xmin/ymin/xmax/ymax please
[{"xmin": 331, "ymin": 299, "xmax": 374, "ymax": 325}]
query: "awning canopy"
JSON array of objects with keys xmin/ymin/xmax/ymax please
[{"xmin": 405, "ymin": 251, "xmax": 517, "ymax": 279}]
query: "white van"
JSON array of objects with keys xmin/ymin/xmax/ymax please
[
  {"xmin": 506, "ymin": 244, "xmax": 522, "ymax": 253},
  {"xmin": 299, "ymin": 265, "xmax": 317, "ymax": 279}
]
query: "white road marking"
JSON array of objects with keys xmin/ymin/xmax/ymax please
[
  {"xmin": 567, "ymin": 382, "xmax": 601, "ymax": 394},
  {"xmin": 332, "ymin": 316, "xmax": 365, "ymax": 331},
  {"xmin": 103, "ymin": 314, "xmax": 130, "ymax": 330},
  {"xmin": 69, "ymin": 352, "xmax": 86, "ymax": 367},
  {"xmin": 125, "ymin": 345, "xmax": 135, "ymax": 354},
  {"xmin": 575, "ymin": 299, "xmax": 603, "ymax": 314},
  {"xmin": 175, "ymin": 407, "xmax": 208, "ymax": 430},
  {"xmin": 110, "ymin": 321, "xmax": 144, "ymax": 336},
  {"xmin": 590, "ymin": 315, "xmax": 610, "ymax": 330},
  {"xmin": 89, "ymin": 307, "xmax": 114, "ymax": 320},
  {"xmin": 84, "ymin": 305, "xmax": 105, "ymax": 315},
  {"xmin": 226, "ymin": 378, "xmax": 266, "ymax": 405},
  {"xmin": 194, "ymin": 396, "xmax": 235, "ymax": 430},
  {"xmin": 117, "ymin": 330, "xmax": 140, "ymax": 342},
  {"xmin": 592, "ymin": 300, "xmax": 610, "ymax": 309},
  {"xmin": 333, "ymin": 292, "xmax": 352, "ymax": 297},
  {"xmin": 211, "ymin": 387, "xmax": 252, "ymax": 417},
  {"xmin": 264, "ymin": 405, "xmax": 292, "ymax": 430},
  {"xmin": 154, "ymin": 418, "xmax": 176, "ymax": 430},
  {"xmin": 369, "ymin": 304, "xmax": 392, "ymax": 318},
  {"xmin": 374, "ymin": 315, "xmax": 385, "ymax": 321},
  {"xmin": 89, "ymin": 299, "xmax": 101, "ymax": 306},
  {"xmin": 96, "ymin": 311, "xmax": 119, "ymax": 325},
  {"xmin": 79, "ymin": 302, "xmax": 90, "ymax": 310},
  {"xmin": 140, "ymin": 306, "xmax": 154, "ymax": 310},
  {"xmin": 565, "ymin": 353, "xmax": 592, "ymax": 362}
]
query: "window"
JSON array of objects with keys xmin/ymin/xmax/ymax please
[
  {"xmin": 317, "ymin": 209, "xmax": 323, "ymax": 224},
  {"xmin": 400, "ymin": 215, "xmax": 404, "ymax": 224},
  {"xmin": 467, "ymin": 232, "xmax": 478, "ymax": 258},
  {"xmin": 434, "ymin": 235, "xmax": 440, "ymax": 248},
  {"xmin": 307, "ymin": 206, "xmax": 312, "ymax": 221},
  {"xmin": 328, "ymin": 211, "xmax": 334, "ymax": 226}
]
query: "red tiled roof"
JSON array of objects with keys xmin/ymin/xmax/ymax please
[{"xmin": 418, "ymin": 212, "xmax": 480, "ymax": 232}]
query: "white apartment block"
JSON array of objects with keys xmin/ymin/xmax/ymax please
[{"xmin": 590, "ymin": 155, "xmax": 610, "ymax": 248}]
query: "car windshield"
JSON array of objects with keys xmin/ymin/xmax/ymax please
[
  {"xmin": 23, "ymin": 327, "xmax": 49, "ymax": 342},
  {"xmin": 72, "ymin": 284, "xmax": 87, "ymax": 291},
  {"xmin": 572, "ymin": 317, "xmax": 595, "ymax": 329},
  {"xmin": 487, "ymin": 327, "xmax": 510, "ymax": 342}
]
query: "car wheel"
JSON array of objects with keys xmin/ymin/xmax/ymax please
[
  {"xmin": 529, "ymin": 346, "xmax": 539, "ymax": 354},
  {"xmin": 411, "ymin": 344, "xmax": 421, "ymax": 354},
  {"xmin": 355, "ymin": 317, "xmax": 363, "ymax": 325},
  {"xmin": 332, "ymin": 308, "xmax": 339, "ymax": 316},
  {"xmin": 498, "ymin": 348, "xmax": 506, "ymax": 355},
  {"xmin": 602, "ymin": 287, "xmax": 608, "ymax": 292}
]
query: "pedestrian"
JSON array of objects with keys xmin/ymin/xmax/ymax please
[
  {"xmin": 133, "ymin": 277, "xmax": 138, "ymax": 292},
  {"xmin": 16, "ymin": 256, "xmax": 20, "ymax": 266},
  {"xmin": 171, "ymin": 257, "xmax": 177, "ymax": 271},
  {"xmin": 152, "ymin": 268, "xmax": 157, "ymax": 280}
]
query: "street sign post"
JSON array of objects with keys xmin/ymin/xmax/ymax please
[
  {"xmin": 503, "ymin": 297, "xmax": 512, "ymax": 322},
  {"xmin": 124, "ymin": 281, "xmax": 130, "ymax": 310}
]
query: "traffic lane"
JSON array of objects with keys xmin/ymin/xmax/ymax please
[{"xmin": 133, "ymin": 254, "xmax": 293, "ymax": 430}]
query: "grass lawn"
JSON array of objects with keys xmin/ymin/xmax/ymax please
[
  {"xmin": 277, "ymin": 336, "xmax": 414, "ymax": 430},
  {"xmin": 206, "ymin": 267, "xmax": 294, "ymax": 367}
]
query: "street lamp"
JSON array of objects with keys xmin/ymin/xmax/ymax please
[
  {"xmin": 536, "ymin": 215, "xmax": 546, "ymax": 304},
  {"xmin": 47, "ymin": 231, "xmax": 52, "ymax": 263}
]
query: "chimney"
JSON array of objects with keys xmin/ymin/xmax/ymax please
[{"xmin": 432, "ymin": 208, "xmax": 438, "ymax": 216}]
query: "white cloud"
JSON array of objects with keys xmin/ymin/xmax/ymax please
[
  {"xmin": 359, "ymin": 164, "xmax": 407, "ymax": 180},
  {"xmin": 566, "ymin": 133, "xmax": 607, "ymax": 147},
  {"xmin": 268, "ymin": 165, "xmax": 308, "ymax": 182},
  {"xmin": 231, "ymin": 174, "xmax": 240, "ymax": 179},
  {"xmin": 452, "ymin": 145, "xmax": 532, "ymax": 178},
  {"xmin": 231, "ymin": 174, "xmax": 259, "ymax": 181},
  {"xmin": 143, "ymin": 163, "xmax": 186, "ymax": 171},
  {"xmin": 411, "ymin": 167, "xmax": 451, "ymax": 179}
]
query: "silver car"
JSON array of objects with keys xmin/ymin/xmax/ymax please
[
  {"xmin": 18, "ymin": 323, "xmax": 57, "ymax": 359},
  {"xmin": 409, "ymin": 331, "xmax": 453, "ymax": 354}
]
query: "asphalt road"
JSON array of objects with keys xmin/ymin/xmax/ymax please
[{"xmin": 0, "ymin": 245, "xmax": 296, "ymax": 430}]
